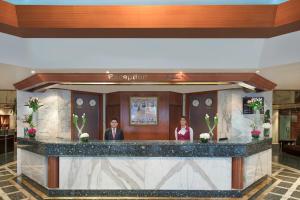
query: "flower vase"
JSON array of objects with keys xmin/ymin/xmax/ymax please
[
  {"xmin": 24, "ymin": 128, "xmax": 28, "ymax": 137},
  {"xmin": 254, "ymin": 108, "xmax": 261, "ymax": 128},
  {"xmin": 264, "ymin": 129, "xmax": 270, "ymax": 137},
  {"xmin": 32, "ymin": 112, "xmax": 38, "ymax": 134},
  {"xmin": 251, "ymin": 130, "xmax": 261, "ymax": 139},
  {"xmin": 201, "ymin": 138, "xmax": 208, "ymax": 143},
  {"xmin": 28, "ymin": 134, "xmax": 36, "ymax": 139}
]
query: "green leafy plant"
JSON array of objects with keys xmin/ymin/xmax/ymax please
[
  {"xmin": 72, "ymin": 113, "xmax": 87, "ymax": 138},
  {"xmin": 23, "ymin": 114, "xmax": 34, "ymax": 128},
  {"xmin": 204, "ymin": 114, "xmax": 218, "ymax": 139},
  {"xmin": 25, "ymin": 97, "xmax": 43, "ymax": 112},
  {"xmin": 247, "ymin": 97, "xmax": 263, "ymax": 111}
]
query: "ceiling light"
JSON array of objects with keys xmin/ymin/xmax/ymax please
[{"xmin": 238, "ymin": 82, "xmax": 256, "ymax": 90}]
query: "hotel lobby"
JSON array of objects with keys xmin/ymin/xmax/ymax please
[{"xmin": 1, "ymin": 0, "xmax": 300, "ymax": 199}]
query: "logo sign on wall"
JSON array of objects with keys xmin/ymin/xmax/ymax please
[{"xmin": 243, "ymin": 97, "xmax": 264, "ymax": 114}]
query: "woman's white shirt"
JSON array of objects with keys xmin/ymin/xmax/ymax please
[{"xmin": 174, "ymin": 127, "xmax": 193, "ymax": 142}]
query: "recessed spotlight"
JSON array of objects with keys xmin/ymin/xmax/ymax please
[
  {"xmin": 31, "ymin": 70, "xmax": 36, "ymax": 74},
  {"xmin": 256, "ymin": 70, "xmax": 260, "ymax": 74},
  {"xmin": 106, "ymin": 70, "xmax": 110, "ymax": 74}
]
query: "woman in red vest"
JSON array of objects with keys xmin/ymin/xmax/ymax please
[{"xmin": 175, "ymin": 116, "xmax": 194, "ymax": 142}]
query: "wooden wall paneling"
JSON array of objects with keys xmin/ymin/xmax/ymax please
[
  {"xmin": 187, "ymin": 91, "xmax": 218, "ymax": 140},
  {"xmin": 120, "ymin": 91, "xmax": 169, "ymax": 140},
  {"xmin": 98, "ymin": 94, "xmax": 103, "ymax": 140},
  {"xmin": 71, "ymin": 91, "xmax": 103, "ymax": 140},
  {"xmin": 169, "ymin": 105, "xmax": 183, "ymax": 140},
  {"xmin": 232, "ymin": 157, "xmax": 244, "ymax": 189},
  {"xmin": 106, "ymin": 92, "xmax": 121, "ymax": 129},
  {"xmin": 169, "ymin": 92, "xmax": 183, "ymax": 140},
  {"xmin": 48, "ymin": 156, "xmax": 59, "ymax": 188}
]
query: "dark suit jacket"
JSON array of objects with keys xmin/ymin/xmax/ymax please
[{"xmin": 104, "ymin": 128, "xmax": 124, "ymax": 140}]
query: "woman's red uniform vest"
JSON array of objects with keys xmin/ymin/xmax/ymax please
[{"xmin": 176, "ymin": 127, "xmax": 190, "ymax": 140}]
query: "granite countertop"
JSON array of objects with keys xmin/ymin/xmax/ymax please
[{"xmin": 17, "ymin": 136, "xmax": 272, "ymax": 157}]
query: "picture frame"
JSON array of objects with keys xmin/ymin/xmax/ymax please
[
  {"xmin": 242, "ymin": 97, "xmax": 264, "ymax": 114},
  {"xmin": 129, "ymin": 97, "xmax": 158, "ymax": 125}
]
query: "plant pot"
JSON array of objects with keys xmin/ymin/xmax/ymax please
[
  {"xmin": 80, "ymin": 137, "xmax": 89, "ymax": 142},
  {"xmin": 28, "ymin": 134, "xmax": 36, "ymax": 139},
  {"xmin": 200, "ymin": 138, "xmax": 209, "ymax": 143},
  {"xmin": 251, "ymin": 134, "xmax": 260, "ymax": 139},
  {"xmin": 264, "ymin": 129, "xmax": 270, "ymax": 137}
]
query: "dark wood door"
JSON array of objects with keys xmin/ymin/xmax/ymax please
[
  {"xmin": 187, "ymin": 91, "xmax": 218, "ymax": 140},
  {"xmin": 71, "ymin": 91, "xmax": 103, "ymax": 140}
]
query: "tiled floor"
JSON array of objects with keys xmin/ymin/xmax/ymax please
[{"xmin": 0, "ymin": 163, "xmax": 35, "ymax": 200}]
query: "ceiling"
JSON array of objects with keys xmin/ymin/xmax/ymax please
[
  {"xmin": 0, "ymin": 0, "xmax": 299, "ymax": 91},
  {"xmin": 1, "ymin": 31, "xmax": 300, "ymax": 70}
]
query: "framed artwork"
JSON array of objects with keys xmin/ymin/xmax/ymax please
[
  {"xmin": 243, "ymin": 97, "xmax": 264, "ymax": 114},
  {"xmin": 130, "ymin": 97, "xmax": 158, "ymax": 125}
]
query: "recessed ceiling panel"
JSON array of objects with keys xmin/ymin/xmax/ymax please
[{"xmin": 5, "ymin": 0, "xmax": 288, "ymax": 5}]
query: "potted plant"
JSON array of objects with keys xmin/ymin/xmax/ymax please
[
  {"xmin": 263, "ymin": 110, "xmax": 271, "ymax": 137},
  {"xmin": 23, "ymin": 97, "xmax": 43, "ymax": 138},
  {"xmin": 73, "ymin": 113, "xmax": 90, "ymax": 142},
  {"xmin": 247, "ymin": 98, "xmax": 263, "ymax": 139},
  {"xmin": 199, "ymin": 133, "xmax": 210, "ymax": 143},
  {"xmin": 204, "ymin": 114, "xmax": 218, "ymax": 142},
  {"xmin": 27, "ymin": 128, "xmax": 37, "ymax": 138},
  {"xmin": 79, "ymin": 133, "xmax": 90, "ymax": 142},
  {"xmin": 25, "ymin": 97, "xmax": 43, "ymax": 112},
  {"xmin": 250, "ymin": 123, "xmax": 261, "ymax": 139}
]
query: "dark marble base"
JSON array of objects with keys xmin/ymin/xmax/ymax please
[{"xmin": 20, "ymin": 174, "xmax": 269, "ymax": 198}]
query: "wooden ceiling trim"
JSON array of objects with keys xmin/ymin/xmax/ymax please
[
  {"xmin": 13, "ymin": 73, "xmax": 276, "ymax": 91},
  {"xmin": 0, "ymin": 1, "xmax": 18, "ymax": 27},
  {"xmin": 275, "ymin": 0, "xmax": 300, "ymax": 27},
  {"xmin": 15, "ymin": 5, "xmax": 276, "ymax": 29},
  {"xmin": 0, "ymin": 0, "xmax": 299, "ymax": 38}
]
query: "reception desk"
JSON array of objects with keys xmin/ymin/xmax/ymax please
[{"xmin": 17, "ymin": 137, "xmax": 272, "ymax": 198}]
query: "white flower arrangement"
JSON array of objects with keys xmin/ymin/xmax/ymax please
[
  {"xmin": 262, "ymin": 123, "xmax": 271, "ymax": 129},
  {"xmin": 200, "ymin": 133, "xmax": 210, "ymax": 143},
  {"xmin": 79, "ymin": 132, "xmax": 89, "ymax": 142},
  {"xmin": 200, "ymin": 133, "xmax": 210, "ymax": 139}
]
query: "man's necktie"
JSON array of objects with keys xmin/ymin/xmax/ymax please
[{"xmin": 112, "ymin": 129, "xmax": 116, "ymax": 139}]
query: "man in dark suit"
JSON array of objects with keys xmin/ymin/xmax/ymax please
[{"xmin": 104, "ymin": 118, "xmax": 124, "ymax": 140}]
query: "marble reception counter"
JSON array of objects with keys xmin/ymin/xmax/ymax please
[{"xmin": 17, "ymin": 137, "xmax": 272, "ymax": 198}]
